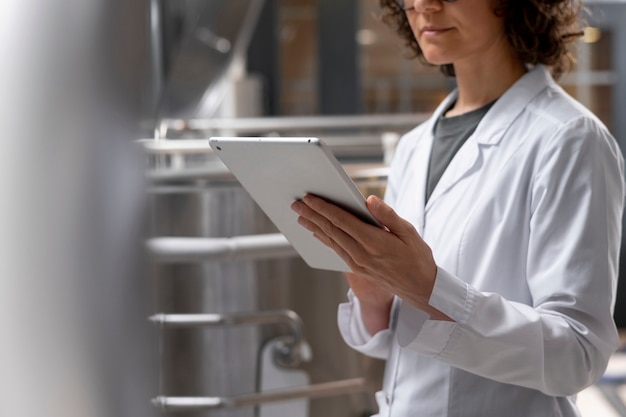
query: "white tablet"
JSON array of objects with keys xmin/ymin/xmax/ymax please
[{"xmin": 209, "ymin": 137, "xmax": 380, "ymax": 272}]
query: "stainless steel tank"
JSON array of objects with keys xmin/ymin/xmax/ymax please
[{"xmin": 0, "ymin": 1, "xmax": 157, "ymax": 416}]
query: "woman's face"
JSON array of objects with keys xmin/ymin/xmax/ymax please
[{"xmin": 404, "ymin": 0, "xmax": 509, "ymax": 68}]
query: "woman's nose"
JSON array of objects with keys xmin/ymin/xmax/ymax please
[{"xmin": 411, "ymin": 0, "xmax": 444, "ymax": 13}]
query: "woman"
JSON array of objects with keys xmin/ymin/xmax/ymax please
[{"xmin": 291, "ymin": 0, "xmax": 625, "ymax": 416}]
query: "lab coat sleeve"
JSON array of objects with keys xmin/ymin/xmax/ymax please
[
  {"xmin": 398, "ymin": 116, "xmax": 625, "ymax": 396},
  {"xmin": 337, "ymin": 290, "xmax": 396, "ymax": 359}
]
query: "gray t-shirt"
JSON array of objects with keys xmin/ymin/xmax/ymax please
[{"xmin": 425, "ymin": 101, "xmax": 496, "ymax": 202}]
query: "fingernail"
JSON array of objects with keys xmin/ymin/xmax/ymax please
[
  {"xmin": 367, "ymin": 195, "xmax": 380, "ymax": 205},
  {"xmin": 291, "ymin": 201, "xmax": 302, "ymax": 214}
]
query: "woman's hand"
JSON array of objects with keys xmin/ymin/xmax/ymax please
[
  {"xmin": 344, "ymin": 272, "xmax": 394, "ymax": 335},
  {"xmin": 344, "ymin": 272, "xmax": 393, "ymax": 308},
  {"xmin": 291, "ymin": 194, "xmax": 451, "ymax": 321}
]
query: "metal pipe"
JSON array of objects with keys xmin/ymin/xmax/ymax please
[
  {"xmin": 140, "ymin": 135, "xmax": 385, "ymax": 155},
  {"xmin": 149, "ymin": 310, "xmax": 302, "ymax": 329},
  {"xmin": 139, "ymin": 138, "xmax": 214, "ymax": 154},
  {"xmin": 147, "ymin": 233, "xmax": 297, "ymax": 263},
  {"xmin": 150, "ymin": 310, "xmax": 305, "ymax": 367},
  {"xmin": 158, "ymin": 113, "xmax": 429, "ymax": 136},
  {"xmin": 227, "ymin": 0, "xmax": 265, "ymax": 81},
  {"xmin": 151, "ymin": 377, "xmax": 367, "ymax": 411},
  {"xmin": 150, "ymin": 0, "xmax": 164, "ymax": 137}
]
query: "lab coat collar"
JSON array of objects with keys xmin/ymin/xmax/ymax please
[
  {"xmin": 429, "ymin": 65, "xmax": 553, "ymax": 146},
  {"xmin": 468, "ymin": 65, "xmax": 553, "ymax": 146},
  {"xmin": 423, "ymin": 65, "xmax": 553, "ymax": 210}
]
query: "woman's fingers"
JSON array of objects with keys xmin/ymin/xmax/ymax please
[
  {"xmin": 292, "ymin": 195, "xmax": 399, "ymax": 274},
  {"xmin": 292, "ymin": 198, "xmax": 344, "ymax": 239},
  {"xmin": 292, "ymin": 194, "xmax": 419, "ymax": 263},
  {"xmin": 291, "ymin": 198, "xmax": 365, "ymax": 269},
  {"xmin": 292, "ymin": 194, "xmax": 439, "ymax": 313},
  {"xmin": 299, "ymin": 194, "xmax": 384, "ymax": 242},
  {"xmin": 366, "ymin": 195, "xmax": 416, "ymax": 242}
]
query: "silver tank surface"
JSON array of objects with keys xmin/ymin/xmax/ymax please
[{"xmin": 0, "ymin": 1, "xmax": 156, "ymax": 417}]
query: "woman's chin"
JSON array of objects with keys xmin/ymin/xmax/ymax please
[
  {"xmin": 421, "ymin": 52, "xmax": 453, "ymax": 67},
  {"xmin": 424, "ymin": 57, "xmax": 453, "ymax": 68}
]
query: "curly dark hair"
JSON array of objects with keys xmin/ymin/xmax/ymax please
[{"xmin": 379, "ymin": 0, "xmax": 584, "ymax": 79}]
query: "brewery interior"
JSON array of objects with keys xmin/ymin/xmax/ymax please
[{"xmin": 2, "ymin": 1, "xmax": 626, "ymax": 416}]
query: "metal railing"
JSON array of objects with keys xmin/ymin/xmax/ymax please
[
  {"xmin": 150, "ymin": 310, "xmax": 373, "ymax": 413},
  {"xmin": 152, "ymin": 378, "xmax": 367, "ymax": 411},
  {"xmin": 147, "ymin": 233, "xmax": 296, "ymax": 263},
  {"xmin": 151, "ymin": 309, "xmax": 305, "ymax": 367},
  {"xmin": 155, "ymin": 113, "xmax": 429, "ymax": 139}
]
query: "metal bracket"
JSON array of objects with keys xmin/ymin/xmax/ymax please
[{"xmin": 150, "ymin": 309, "xmax": 305, "ymax": 367}]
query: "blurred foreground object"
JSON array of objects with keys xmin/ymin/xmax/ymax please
[{"xmin": 0, "ymin": 1, "xmax": 156, "ymax": 417}]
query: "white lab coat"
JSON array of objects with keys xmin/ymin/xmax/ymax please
[{"xmin": 338, "ymin": 65, "xmax": 625, "ymax": 417}]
